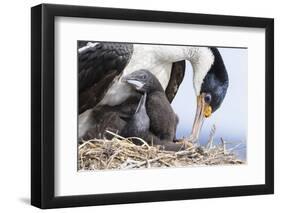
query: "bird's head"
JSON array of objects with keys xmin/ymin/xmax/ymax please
[
  {"xmin": 122, "ymin": 69, "xmax": 164, "ymax": 93},
  {"xmin": 189, "ymin": 47, "xmax": 229, "ymax": 142}
]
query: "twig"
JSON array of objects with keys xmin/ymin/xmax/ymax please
[
  {"xmin": 126, "ymin": 137, "xmax": 150, "ymax": 148},
  {"xmin": 105, "ymin": 130, "xmax": 136, "ymax": 145},
  {"xmin": 106, "ymin": 149, "xmax": 122, "ymax": 169},
  {"xmin": 124, "ymin": 156, "xmax": 165, "ymax": 169},
  {"xmin": 220, "ymin": 138, "xmax": 227, "ymax": 154},
  {"xmin": 227, "ymin": 143, "xmax": 243, "ymax": 152},
  {"xmin": 175, "ymin": 147, "xmax": 195, "ymax": 156},
  {"xmin": 159, "ymin": 159, "xmax": 173, "ymax": 167},
  {"xmin": 207, "ymin": 124, "xmax": 216, "ymax": 150}
]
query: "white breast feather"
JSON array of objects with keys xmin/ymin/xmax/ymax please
[{"xmin": 99, "ymin": 45, "xmax": 173, "ymax": 106}]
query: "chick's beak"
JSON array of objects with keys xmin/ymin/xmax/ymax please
[
  {"xmin": 121, "ymin": 75, "xmax": 145, "ymax": 90},
  {"xmin": 121, "ymin": 75, "xmax": 129, "ymax": 83},
  {"xmin": 187, "ymin": 94, "xmax": 212, "ymax": 143}
]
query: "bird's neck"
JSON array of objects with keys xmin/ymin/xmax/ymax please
[
  {"xmin": 156, "ymin": 46, "xmax": 215, "ymax": 95},
  {"xmin": 188, "ymin": 47, "xmax": 215, "ymax": 95}
]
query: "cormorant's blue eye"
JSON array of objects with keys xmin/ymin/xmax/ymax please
[{"xmin": 204, "ymin": 94, "xmax": 212, "ymax": 104}]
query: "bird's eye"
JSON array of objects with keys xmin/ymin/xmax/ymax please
[{"xmin": 204, "ymin": 94, "xmax": 212, "ymax": 104}]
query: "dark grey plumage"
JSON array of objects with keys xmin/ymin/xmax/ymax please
[
  {"xmin": 165, "ymin": 60, "xmax": 186, "ymax": 103},
  {"xmin": 122, "ymin": 70, "xmax": 184, "ymax": 151},
  {"xmin": 78, "ymin": 95, "xmax": 141, "ymax": 141}
]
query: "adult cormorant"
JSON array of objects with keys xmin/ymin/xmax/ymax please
[{"xmin": 78, "ymin": 42, "xmax": 228, "ymax": 143}]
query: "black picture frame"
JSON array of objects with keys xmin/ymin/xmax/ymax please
[{"xmin": 31, "ymin": 3, "xmax": 274, "ymax": 209}]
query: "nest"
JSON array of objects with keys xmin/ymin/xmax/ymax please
[{"xmin": 78, "ymin": 130, "xmax": 244, "ymax": 171}]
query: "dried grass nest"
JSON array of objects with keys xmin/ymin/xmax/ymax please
[{"xmin": 78, "ymin": 130, "xmax": 244, "ymax": 171}]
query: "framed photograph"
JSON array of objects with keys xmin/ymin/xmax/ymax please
[{"xmin": 31, "ymin": 3, "xmax": 274, "ymax": 209}]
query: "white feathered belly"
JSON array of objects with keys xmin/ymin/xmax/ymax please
[{"xmin": 99, "ymin": 45, "xmax": 172, "ymax": 106}]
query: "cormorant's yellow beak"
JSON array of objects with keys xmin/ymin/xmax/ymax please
[
  {"xmin": 204, "ymin": 104, "xmax": 212, "ymax": 118},
  {"xmin": 187, "ymin": 94, "xmax": 212, "ymax": 143}
]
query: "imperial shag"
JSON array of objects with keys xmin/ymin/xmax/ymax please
[{"xmin": 78, "ymin": 41, "xmax": 228, "ymax": 143}]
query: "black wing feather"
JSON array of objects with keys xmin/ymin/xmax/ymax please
[
  {"xmin": 165, "ymin": 60, "xmax": 186, "ymax": 103},
  {"xmin": 78, "ymin": 41, "xmax": 133, "ymax": 113},
  {"xmin": 79, "ymin": 42, "xmax": 133, "ymax": 92}
]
